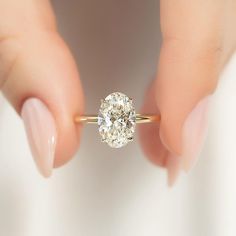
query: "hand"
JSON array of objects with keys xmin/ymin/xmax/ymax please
[
  {"xmin": 139, "ymin": 0, "xmax": 236, "ymax": 186},
  {"xmin": 0, "ymin": 0, "xmax": 84, "ymax": 177},
  {"xmin": 1, "ymin": 1, "xmax": 235, "ymax": 182}
]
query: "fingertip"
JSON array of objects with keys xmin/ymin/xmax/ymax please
[
  {"xmin": 138, "ymin": 80, "xmax": 168, "ymax": 167},
  {"xmin": 53, "ymin": 122, "xmax": 82, "ymax": 168},
  {"xmin": 138, "ymin": 123, "xmax": 167, "ymax": 167},
  {"xmin": 2, "ymin": 32, "xmax": 84, "ymax": 173},
  {"xmin": 159, "ymin": 118, "xmax": 183, "ymax": 156}
]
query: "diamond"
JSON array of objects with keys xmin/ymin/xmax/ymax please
[{"xmin": 98, "ymin": 92, "xmax": 136, "ymax": 148}]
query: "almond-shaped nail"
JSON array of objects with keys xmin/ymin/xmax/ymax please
[
  {"xmin": 182, "ymin": 96, "xmax": 210, "ymax": 172},
  {"xmin": 21, "ymin": 98, "xmax": 57, "ymax": 177},
  {"xmin": 166, "ymin": 153, "xmax": 181, "ymax": 187}
]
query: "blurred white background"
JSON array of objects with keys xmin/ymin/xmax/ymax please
[{"xmin": 0, "ymin": 1, "xmax": 236, "ymax": 235}]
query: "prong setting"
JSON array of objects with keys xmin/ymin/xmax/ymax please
[{"xmin": 128, "ymin": 137, "xmax": 134, "ymax": 142}]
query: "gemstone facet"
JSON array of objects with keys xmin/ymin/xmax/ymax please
[{"xmin": 98, "ymin": 92, "xmax": 136, "ymax": 148}]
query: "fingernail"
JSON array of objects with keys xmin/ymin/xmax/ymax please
[
  {"xmin": 182, "ymin": 96, "xmax": 210, "ymax": 172},
  {"xmin": 166, "ymin": 153, "xmax": 181, "ymax": 187},
  {"xmin": 21, "ymin": 98, "xmax": 57, "ymax": 177}
]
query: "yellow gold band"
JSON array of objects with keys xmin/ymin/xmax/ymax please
[{"xmin": 75, "ymin": 114, "xmax": 161, "ymax": 124}]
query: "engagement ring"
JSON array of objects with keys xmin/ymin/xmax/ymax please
[{"xmin": 75, "ymin": 92, "xmax": 160, "ymax": 148}]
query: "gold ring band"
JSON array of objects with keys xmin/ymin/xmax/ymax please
[
  {"xmin": 75, "ymin": 114, "xmax": 161, "ymax": 124},
  {"xmin": 75, "ymin": 92, "xmax": 160, "ymax": 148}
]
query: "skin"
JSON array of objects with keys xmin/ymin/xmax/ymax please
[
  {"xmin": 140, "ymin": 0, "xmax": 236, "ymax": 184},
  {"xmin": 0, "ymin": 1, "xmax": 235, "ymax": 178}
]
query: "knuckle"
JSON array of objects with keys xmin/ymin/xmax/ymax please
[
  {"xmin": 160, "ymin": 36, "xmax": 221, "ymax": 95},
  {"xmin": 0, "ymin": 28, "xmax": 58, "ymax": 88},
  {"xmin": 0, "ymin": 35, "xmax": 20, "ymax": 88},
  {"xmin": 162, "ymin": 35, "xmax": 223, "ymax": 64}
]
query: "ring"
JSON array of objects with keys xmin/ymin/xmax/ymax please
[{"xmin": 75, "ymin": 92, "xmax": 160, "ymax": 148}]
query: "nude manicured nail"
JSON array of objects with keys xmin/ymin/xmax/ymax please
[
  {"xmin": 167, "ymin": 153, "xmax": 181, "ymax": 187},
  {"xmin": 21, "ymin": 98, "xmax": 57, "ymax": 177},
  {"xmin": 182, "ymin": 96, "xmax": 210, "ymax": 172}
]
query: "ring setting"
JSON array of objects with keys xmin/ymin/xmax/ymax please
[{"xmin": 75, "ymin": 92, "xmax": 160, "ymax": 148}]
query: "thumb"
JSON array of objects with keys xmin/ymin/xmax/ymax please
[
  {"xmin": 0, "ymin": 0, "xmax": 84, "ymax": 177},
  {"xmin": 156, "ymin": 0, "xmax": 223, "ymax": 173}
]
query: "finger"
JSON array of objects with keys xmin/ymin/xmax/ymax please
[
  {"xmin": 138, "ymin": 81, "xmax": 167, "ymax": 167},
  {"xmin": 157, "ymin": 0, "xmax": 223, "ymax": 178},
  {"xmin": 139, "ymin": 81, "xmax": 181, "ymax": 187},
  {"xmin": 141, "ymin": 0, "xmax": 224, "ymax": 185},
  {"xmin": 0, "ymin": 0, "xmax": 84, "ymax": 177}
]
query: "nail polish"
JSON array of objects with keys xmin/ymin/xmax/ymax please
[
  {"xmin": 182, "ymin": 96, "xmax": 210, "ymax": 172},
  {"xmin": 167, "ymin": 153, "xmax": 181, "ymax": 187},
  {"xmin": 21, "ymin": 98, "xmax": 57, "ymax": 177}
]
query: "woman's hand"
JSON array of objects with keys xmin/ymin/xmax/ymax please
[
  {"xmin": 0, "ymin": 0, "xmax": 84, "ymax": 177},
  {"xmin": 0, "ymin": 0, "xmax": 235, "ymax": 183},
  {"xmin": 140, "ymin": 0, "xmax": 236, "ymax": 185}
]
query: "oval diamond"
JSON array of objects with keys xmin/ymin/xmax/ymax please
[{"xmin": 98, "ymin": 92, "xmax": 136, "ymax": 148}]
